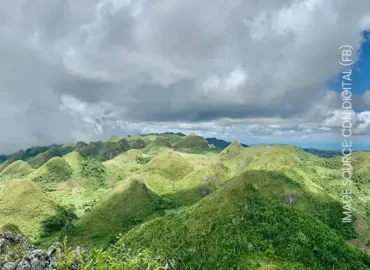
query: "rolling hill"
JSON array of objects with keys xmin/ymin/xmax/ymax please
[
  {"xmin": 122, "ymin": 171, "xmax": 369, "ymax": 269},
  {"xmin": 1, "ymin": 133, "xmax": 370, "ymax": 269}
]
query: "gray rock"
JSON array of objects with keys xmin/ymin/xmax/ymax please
[
  {"xmin": 16, "ymin": 259, "xmax": 30, "ymax": 270},
  {"xmin": 0, "ymin": 231, "xmax": 85, "ymax": 270},
  {"xmin": 2, "ymin": 262, "xmax": 17, "ymax": 270}
]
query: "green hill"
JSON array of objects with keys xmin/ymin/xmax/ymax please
[
  {"xmin": 0, "ymin": 159, "xmax": 14, "ymax": 173},
  {"xmin": 174, "ymin": 134, "xmax": 211, "ymax": 153},
  {"xmin": 104, "ymin": 149, "xmax": 146, "ymax": 183},
  {"xmin": 67, "ymin": 178, "xmax": 173, "ymax": 247},
  {"xmin": 76, "ymin": 139, "xmax": 131, "ymax": 161},
  {"xmin": 220, "ymin": 141, "xmax": 246, "ymax": 160},
  {"xmin": 28, "ymin": 157, "xmax": 72, "ymax": 183},
  {"xmin": 0, "ymin": 160, "xmax": 33, "ymax": 179},
  {"xmin": 62, "ymin": 151, "xmax": 83, "ymax": 173},
  {"xmin": 0, "ymin": 180, "xmax": 57, "ymax": 241},
  {"xmin": 122, "ymin": 171, "xmax": 368, "ymax": 269},
  {"xmin": 142, "ymin": 150, "xmax": 194, "ymax": 193},
  {"xmin": 1, "ymin": 134, "xmax": 370, "ymax": 269},
  {"xmin": 168, "ymin": 162, "xmax": 230, "ymax": 206},
  {"xmin": 143, "ymin": 137, "xmax": 173, "ymax": 155}
]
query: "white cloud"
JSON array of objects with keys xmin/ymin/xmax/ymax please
[
  {"xmin": 363, "ymin": 91, "xmax": 370, "ymax": 105},
  {"xmin": 0, "ymin": 0, "xmax": 370, "ymax": 152}
]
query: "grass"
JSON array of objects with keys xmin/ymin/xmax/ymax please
[
  {"xmin": 165, "ymin": 162, "xmax": 230, "ymax": 206},
  {"xmin": 0, "ymin": 160, "xmax": 33, "ymax": 180},
  {"xmin": 62, "ymin": 152, "xmax": 82, "ymax": 173},
  {"xmin": 66, "ymin": 178, "xmax": 174, "ymax": 248},
  {"xmin": 122, "ymin": 171, "xmax": 368, "ymax": 269},
  {"xmin": 28, "ymin": 157, "xmax": 72, "ymax": 183},
  {"xmin": 141, "ymin": 150, "xmax": 194, "ymax": 193},
  {"xmin": 143, "ymin": 137, "xmax": 173, "ymax": 156},
  {"xmin": 174, "ymin": 134, "xmax": 211, "ymax": 153},
  {"xmin": 104, "ymin": 149, "xmax": 146, "ymax": 184},
  {"xmin": 0, "ymin": 179, "xmax": 57, "ymax": 241}
]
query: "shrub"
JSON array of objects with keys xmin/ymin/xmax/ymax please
[
  {"xmin": 41, "ymin": 205, "xmax": 77, "ymax": 237},
  {"xmin": 136, "ymin": 156, "xmax": 151, "ymax": 164},
  {"xmin": 78, "ymin": 158, "xmax": 106, "ymax": 185},
  {"xmin": 130, "ymin": 139, "xmax": 146, "ymax": 149},
  {"xmin": 57, "ymin": 237, "xmax": 174, "ymax": 270},
  {"xmin": 77, "ymin": 140, "xmax": 130, "ymax": 161}
]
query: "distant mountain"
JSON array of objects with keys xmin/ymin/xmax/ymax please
[
  {"xmin": 0, "ymin": 154, "xmax": 7, "ymax": 164},
  {"xmin": 206, "ymin": 137, "xmax": 248, "ymax": 150},
  {"xmin": 139, "ymin": 132, "xmax": 186, "ymax": 137},
  {"xmin": 302, "ymin": 148, "xmax": 342, "ymax": 158}
]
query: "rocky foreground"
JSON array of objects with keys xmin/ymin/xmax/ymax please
[{"xmin": 0, "ymin": 232, "xmax": 82, "ymax": 270}]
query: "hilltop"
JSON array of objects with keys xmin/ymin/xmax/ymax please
[{"xmin": 122, "ymin": 171, "xmax": 367, "ymax": 269}]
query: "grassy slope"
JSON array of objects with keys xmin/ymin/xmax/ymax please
[
  {"xmin": 141, "ymin": 150, "xmax": 194, "ymax": 194},
  {"xmin": 219, "ymin": 143, "xmax": 370, "ymax": 251},
  {"xmin": 42, "ymin": 152, "xmax": 111, "ymax": 217},
  {"xmin": 0, "ymin": 180, "xmax": 57, "ymax": 241},
  {"xmin": 167, "ymin": 162, "xmax": 230, "ymax": 206},
  {"xmin": 173, "ymin": 134, "xmax": 212, "ymax": 153},
  {"xmin": 63, "ymin": 151, "xmax": 82, "ymax": 172},
  {"xmin": 67, "ymin": 178, "xmax": 173, "ymax": 247},
  {"xmin": 143, "ymin": 136, "xmax": 173, "ymax": 156},
  {"xmin": 104, "ymin": 149, "xmax": 145, "ymax": 184},
  {"xmin": 122, "ymin": 171, "xmax": 369, "ymax": 269},
  {"xmin": 0, "ymin": 160, "xmax": 33, "ymax": 180},
  {"xmin": 28, "ymin": 156, "xmax": 72, "ymax": 183}
]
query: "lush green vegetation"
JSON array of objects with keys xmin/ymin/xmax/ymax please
[
  {"xmin": 0, "ymin": 180, "xmax": 57, "ymax": 240},
  {"xmin": 303, "ymin": 148, "xmax": 342, "ymax": 158},
  {"xmin": 0, "ymin": 160, "xmax": 33, "ymax": 179},
  {"xmin": 29, "ymin": 157, "xmax": 72, "ymax": 183},
  {"xmin": 57, "ymin": 237, "xmax": 174, "ymax": 269},
  {"xmin": 122, "ymin": 171, "xmax": 369, "ymax": 269},
  {"xmin": 78, "ymin": 158, "xmax": 106, "ymax": 185},
  {"xmin": 77, "ymin": 139, "xmax": 131, "ymax": 161},
  {"xmin": 174, "ymin": 134, "xmax": 211, "ymax": 152},
  {"xmin": 1, "ymin": 133, "xmax": 370, "ymax": 269},
  {"xmin": 65, "ymin": 179, "xmax": 175, "ymax": 247},
  {"xmin": 40, "ymin": 204, "xmax": 78, "ymax": 237}
]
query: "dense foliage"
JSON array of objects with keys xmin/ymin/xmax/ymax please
[
  {"xmin": 130, "ymin": 139, "xmax": 147, "ymax": 149},
  {"xmin": 78, "ymin": 158, "xmax": 106, "ymax": 184},
  {"xmin": 77, "ymin": 139, "xmax": 131, "ymax": 161},
  {"xmin": 41, "ymin": 205, "xmax": 77, "ymax": 237},
  {"xmin": 57, "ymin": 237, "xmax": 174, "ymax": 270},
  {"xmin": 136, "ymin": 156, "xmax": 151, "ymax": 164},
  {"xmin": 123, "ymin": 172, "xmax": 369, "ymax": 269}
]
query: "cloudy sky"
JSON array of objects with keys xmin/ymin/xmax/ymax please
[{"xmin": 1, "ymin": 0, "xmax": 370, "ymax": 153}]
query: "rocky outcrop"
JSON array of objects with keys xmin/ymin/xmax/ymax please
[
  {"xmin": 0, "ymin": 232, "xmax": 85, "ymax": 270},
  {"xmin": 0, "ymin": 248, "xmax": 58, "ymax": 270},
  {"xmin": 0, "ymin": 232, "xmax": 34, "ymax": 254}
]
